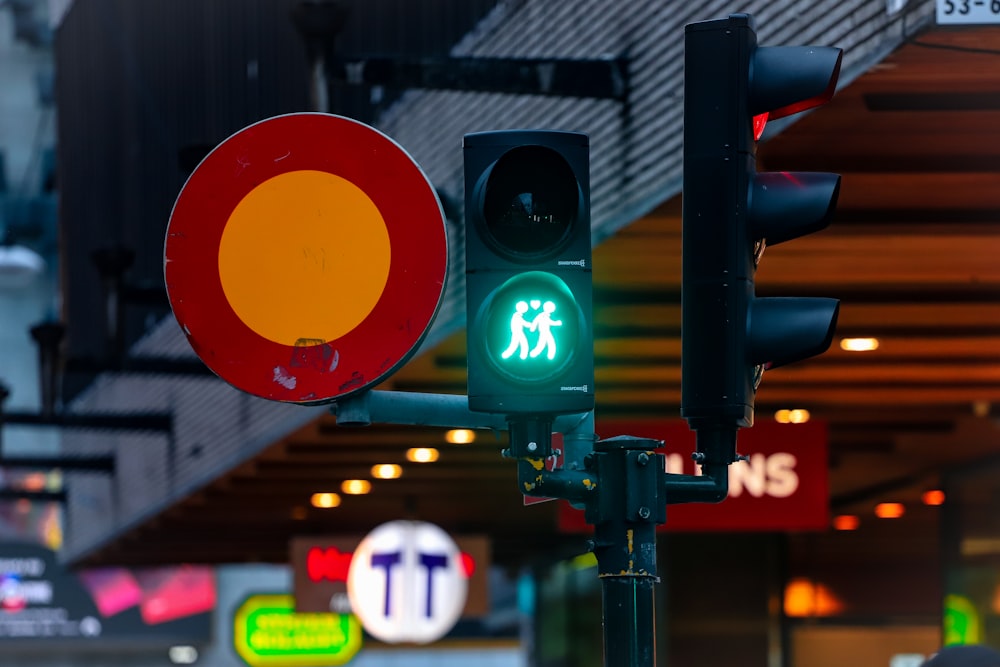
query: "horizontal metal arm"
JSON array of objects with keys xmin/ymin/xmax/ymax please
[
  {"xmin": 330, "ymin": 389, "xmax": 590, "ymax": 434},
  {"xmin": 662, "ymin": 468, "xmax": 729, "ymax": 504},
  {"xmin": 517, "ymin": 459, "xmax": 596, "ymax": 505}
]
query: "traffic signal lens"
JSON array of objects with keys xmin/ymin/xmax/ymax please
[
  {"xmin": 477, "ymin": 271, "xmax": 582, "ymax": 383},
  {"xmin": 482, "ymin": 146, "xmax": 579, "ymax": 259}
]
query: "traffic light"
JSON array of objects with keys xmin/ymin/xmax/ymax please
[
  {"xmin": 681, "ymin": 14, "xmax": 842, "ymax": 438},
  {"xmin": 464, "ymin": 130, "xmax": 594, "ymax": 415}
]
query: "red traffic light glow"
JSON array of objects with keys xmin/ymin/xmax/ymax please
[{"xmin": 753, "ymin": 113, "xmax": 768, "ymax": 141}]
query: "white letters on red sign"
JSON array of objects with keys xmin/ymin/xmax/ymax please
[{"xmin": 665, "ymin": 452, "xmax": 800, "ymax": 499}]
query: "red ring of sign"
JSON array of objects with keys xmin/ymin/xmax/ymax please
[{"xmin": 165, "ymin": 113, "xmax": 448, "ymax": 404}]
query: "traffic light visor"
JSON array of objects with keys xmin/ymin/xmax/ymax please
[
  {"xmin": 480, "ymin": 146, "xmax": 579, "ymax": 260},
  {"xmin": 750, "ymin": 172, "xmax": 841, "ymax": 246},
  {"xmin": 750, "ymin": 45, "xmax": 842, "ymax": 120},
  {"xmin": 748, "ymin": 297, "xmax": 840, "ymax": 368}
]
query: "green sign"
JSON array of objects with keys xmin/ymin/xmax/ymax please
[
  {"xmin": 943, "ymin": 593, "xmax": 982, "ymax": 646},
  {"xmin": 479, "ymin": 271, "xmax": 582, "ymax": 383},
  {"xmin": 234, "ymin": 594, "xmax": 362, "ymax": 667}
]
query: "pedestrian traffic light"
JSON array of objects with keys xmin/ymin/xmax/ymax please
[
  {"xmin": 464, "ymin": 130, "xmax": 593, "ymax": 415},
  {"xmin": 681, "ymin": 14, "xmax": 842, "ymax": 439}
]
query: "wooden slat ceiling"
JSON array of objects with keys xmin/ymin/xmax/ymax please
[{"xmin": 76, "ymin": 25, "xmax": 1000, "ymax": 568}]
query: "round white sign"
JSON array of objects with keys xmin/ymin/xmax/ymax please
[{"xmin": 346, "ymin": 521, "xmax": 468, "ymax": 644}]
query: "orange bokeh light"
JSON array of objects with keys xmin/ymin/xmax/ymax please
[
  {"xmin": 875, "ymin": 502, "xmax": 905, "ymax": 519},
  {"xmin": 922, "ymin": 490, "xmax": 946, "ymax": 506},
  {"xmin": 341, "ymin": 479, "xmax": 371, "ymax": 495},
  {"xmin": 832, "ymin": 515, "xmax": 859, "ymax": 531},
  {"xmin": 784, "ymin": 577, "xmax": 845, "ymax": 617},
  {"xmin": 310, "ymin": 492, "xmax": 341, "ymax": 508}
]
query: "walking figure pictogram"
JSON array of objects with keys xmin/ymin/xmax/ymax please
[
  {"xmin": 501, "ymin": 301, "xmax": 532, "ymax": 360},
  {"xmin": 529, "ymin": 301, "xmax": 562, "ymax": 360}
]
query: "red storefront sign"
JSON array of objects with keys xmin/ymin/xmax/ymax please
[{"xmin": 559, "ymin": 419, "xmax": 829, "ymax": 532}]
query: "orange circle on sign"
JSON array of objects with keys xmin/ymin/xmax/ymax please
[
  {"xmin": 164, "ymin": 113, "xmax": 448, "ymax": 404},
  {"xmin": 218, "ymin": 170, "xmax": 391, "ymax": 346}
]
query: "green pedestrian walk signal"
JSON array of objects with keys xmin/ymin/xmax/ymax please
[
  {"xmin": 479, "ymin": 271, "xmax": 582, "ymax": 380},
  {"xmin": 464, "ymin": 131, "xmax": 594, "ymax": 415}
]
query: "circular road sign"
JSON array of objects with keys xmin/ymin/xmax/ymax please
[
  {"xmin": 346, "ymin": 520, "xmax": 467, "ymax": 644},
  {"xmin": 165, "ymin": 113, "xmax": 448, "ymax": 404}
]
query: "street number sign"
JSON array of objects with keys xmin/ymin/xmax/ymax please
[
  {"xmin": 165, "ymin": 113, "xmax": 448, "ymax": 404},
  {"xmin": 937, "ymin": 0, "xmax": 1000, "ymax": 23}
]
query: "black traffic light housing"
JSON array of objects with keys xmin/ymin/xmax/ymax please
[
  {"xmin": 464, "ymin": 130, "xmax": 594, "ymax": 415},
  {"xmin": 681, "ymin": 14, "xmax": 842, "ymax": 451}
]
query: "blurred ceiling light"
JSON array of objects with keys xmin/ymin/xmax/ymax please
[
  {"xmin": 922, "ymin": 489, "xmax": 946, "ymax": 506},
  {"xmin": 341, "ymin": 479, "xmax": 371, "ymax": 495},
  {"xmin": 310, "ymin": 492, "xmax": 341, "ymax": 508},
  {"xmin": 775, "ymin": 408, "xmax": 811, "ymax": 424},
  {"xmin": 0, "ymin": 243, "xmax": 45, "ymax": 288},
  {"xmin": 446, "ymin": 429, "xmax": 476, "ymax": 444},
  {"xmin": 875, "ymin": 502, "xmax": 905, "ymax": 519},
  {"xmin": 371, "ymin": 464, "xmax": 402, "ymax": 479},
  {"xmin": 840, "ymin": 337, "xmax": 879, "ymax": 352},
  {"xmin": 832, "ymin": 514, "xmax": 859, "ymax": 531},
  {"xmin": 406, "ymin": 447, "xmax": 440, "ymax": 463}
]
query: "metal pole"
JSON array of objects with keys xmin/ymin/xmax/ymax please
[
  {"xmin": 602, "ymin": 575, "xmax": 657, "ymax": 667},
  {"xmin": 331, "ymin": 389, "xmax": 590, "ymax": 436},
  {"xmin": 585, "ymin": 436, "xmax": 665, "ymax": 667},
  {"xmin": 290, "ymin": 0, "xmax": 350, "ymax": 113}
]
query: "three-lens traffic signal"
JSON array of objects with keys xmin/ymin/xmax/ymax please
[
  {"xmin": 464, "ymin": 130, "xmax": 594, "ymax": 416},
  {"xmin": 681, "ymin": 14, "xmax": 842, "ymax": 440}
]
